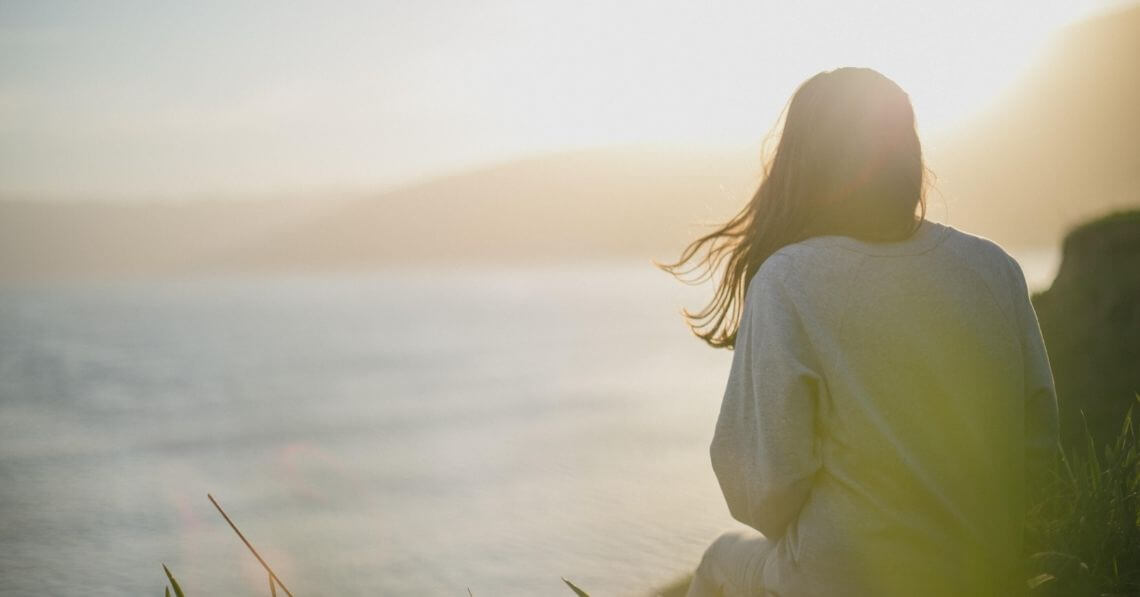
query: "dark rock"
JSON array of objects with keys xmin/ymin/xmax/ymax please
[{"xmin": 1032, "ymin": 210, "xmax": 1140, "ymax": 449}]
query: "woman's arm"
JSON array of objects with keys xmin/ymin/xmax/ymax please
[
  {"xmin": 1007, "ymin": 257, "xmax": 1060, "ymax": 497},
  {"xmin": 710, "ymin": 253, "xmax": 822, "ymax": 539}
]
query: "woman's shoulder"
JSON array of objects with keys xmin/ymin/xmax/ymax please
[
  {"xmin": 938, "ymin": 225, "xmax": 1026, "ymax": 284},
  {"xmin": 938, "ymin": 226, "xmax": 1036, "ymax": 329},
  {"xmin": 756, "ymin": 237, "xmax": 866, "ymax": 287},
  {"xmin": 751, "ymin": 221, "xmax": 1030, "ymax": 313},
  {"xmin": 751, "ymin": 243, "xmax": 824, "ymax": 289},
  {"xmin": 746, "ymin": 241, "xmax": 864, "ymax": 318}
]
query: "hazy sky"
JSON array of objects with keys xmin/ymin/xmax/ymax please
[{"xmin": 0, "ymin": 0, "xmax": 1128, "ymax": 200}]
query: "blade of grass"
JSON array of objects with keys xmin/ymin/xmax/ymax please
[
  {"xmin": 1026, "ymin": 572, "xmax": 1055, "ymax": 589},
  {"xmin": 561, "ymin": 577, "xmax": 590, "ymax": 596},
  {"xmin": 207, "ymin": 494, "xmax": 295, "ymax": 597},
  {"xmin": 161, "ymin": 564, "xmax": 185, "ymax": 597}
]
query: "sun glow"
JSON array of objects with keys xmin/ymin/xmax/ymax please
[
  {"xmin": 606, "ymin": 0, "xmax": 1102, "ymax": 145},
  {"xmin": 0, "ymin": 0, "xmax": 1116, "ymax": 198}
]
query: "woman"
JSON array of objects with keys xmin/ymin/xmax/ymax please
[{"xmin": 662, "ymin": 67, "xmax": 1059, "ymax": 596}]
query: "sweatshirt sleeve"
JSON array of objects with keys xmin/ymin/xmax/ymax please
[
  {"xmin": 710, "ymin": 253, "xmax": 822, "ymax": 538},
  {"xmin": 1008, "ymin": 256, "xmax": 1060, "ymax": 492}
]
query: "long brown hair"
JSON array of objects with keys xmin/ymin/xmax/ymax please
[{"xmin": 659, "ymin": 67, "xmax": 929, "ymax": 349}]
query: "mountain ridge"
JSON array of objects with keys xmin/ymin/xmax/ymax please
[{"xmin": 3, "ymin": 5, "xmax": 1138, "ymax": 279}]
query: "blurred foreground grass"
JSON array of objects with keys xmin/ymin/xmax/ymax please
[
  {"xmin": 161, "ymin": 397, "xmax": 1139, "ymax": 596},
  {"xmin": 1024, "ymin": 396, "xmax": 1140, "ymax": 596}
]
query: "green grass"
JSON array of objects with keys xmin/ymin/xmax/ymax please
[
  {"xmin": 161, "ymin": 563, "xmax": 185, "ymax": 597},
  {"xmin": 1023, "ymin": 396, "xmax": 1140, "ymax": 596}
]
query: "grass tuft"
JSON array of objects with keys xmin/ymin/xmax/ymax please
[
  {"xmin": 1024, "ymin": 395, "xmax": 1140, "ymax": 596},
  {"xmin": 161, "ymin": 563, "xmax": 185, "ymax": 597}
]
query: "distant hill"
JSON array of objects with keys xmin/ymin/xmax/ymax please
[
  {"xmin": 2, "ymin": 5, "xmax": 1138, "ymax": 279},
  {"xmin": 928, "ymin": 3, "xmax": 1140, "ymax": 245},
  {"xmin": 0, "ymin": 197, "xmax": 342, "ymax": 279},
  {"xmin": 0, "ymin": 145, "xmax": 756, "ymax": 278},
  {"xmin": 208, "ymin": 145, "xmax": 757, "ymax": 271}
]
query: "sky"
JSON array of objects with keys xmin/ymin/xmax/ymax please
[{"xmin": 0, "ymin": 0, "xmax": 1130, "ymax": 200}]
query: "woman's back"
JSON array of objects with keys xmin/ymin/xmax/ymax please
[
  {"xmin": 670, "ymin": 67, "xmax": 1060, "ymax": 597},
  {"xmin": 709, "ymin": 219, "xmax": 1058, "ymax": 596}
]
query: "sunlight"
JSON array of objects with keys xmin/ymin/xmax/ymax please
[
  {"xmin": 836, "ymin": 1, "xmax": 1078, "ymax": 134},
  {"xmin": 0, "ymin": 0, "xmax": 1115, "ymax": 198},
  {"xmin": 428, "ymin": 0, "xmax": 1107, "ymax": 164},
  {"xmin": 681, "ymin": 0, "xmax": 1099, "ymax": 143}
]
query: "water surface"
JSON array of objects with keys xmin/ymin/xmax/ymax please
[{"xmin": 0, "ymin": 251, "xmax": 1057, "ymax": 596}]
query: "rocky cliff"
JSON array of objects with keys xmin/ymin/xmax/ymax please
[{"xmin": 1032, "ymin": 210, "xmax": 1140, "ymax": 448}]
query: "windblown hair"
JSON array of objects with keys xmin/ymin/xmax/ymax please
[{"xmin": 660, "ymin": 67, "xmax": 929, "ymax": 349}]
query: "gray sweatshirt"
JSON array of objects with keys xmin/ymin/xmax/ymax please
[{"xmin": 710, "ymin": 219, "xmax": 1059, "ymax": 596}]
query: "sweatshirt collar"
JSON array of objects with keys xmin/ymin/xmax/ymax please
[{"xmin": 800, "ymin": 219, "xmax": 950, "ymax": 256}]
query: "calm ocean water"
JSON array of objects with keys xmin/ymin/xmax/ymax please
[{"xmin": 0, "ymin": 252, "xmax": 1058, "ymax": 596}]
